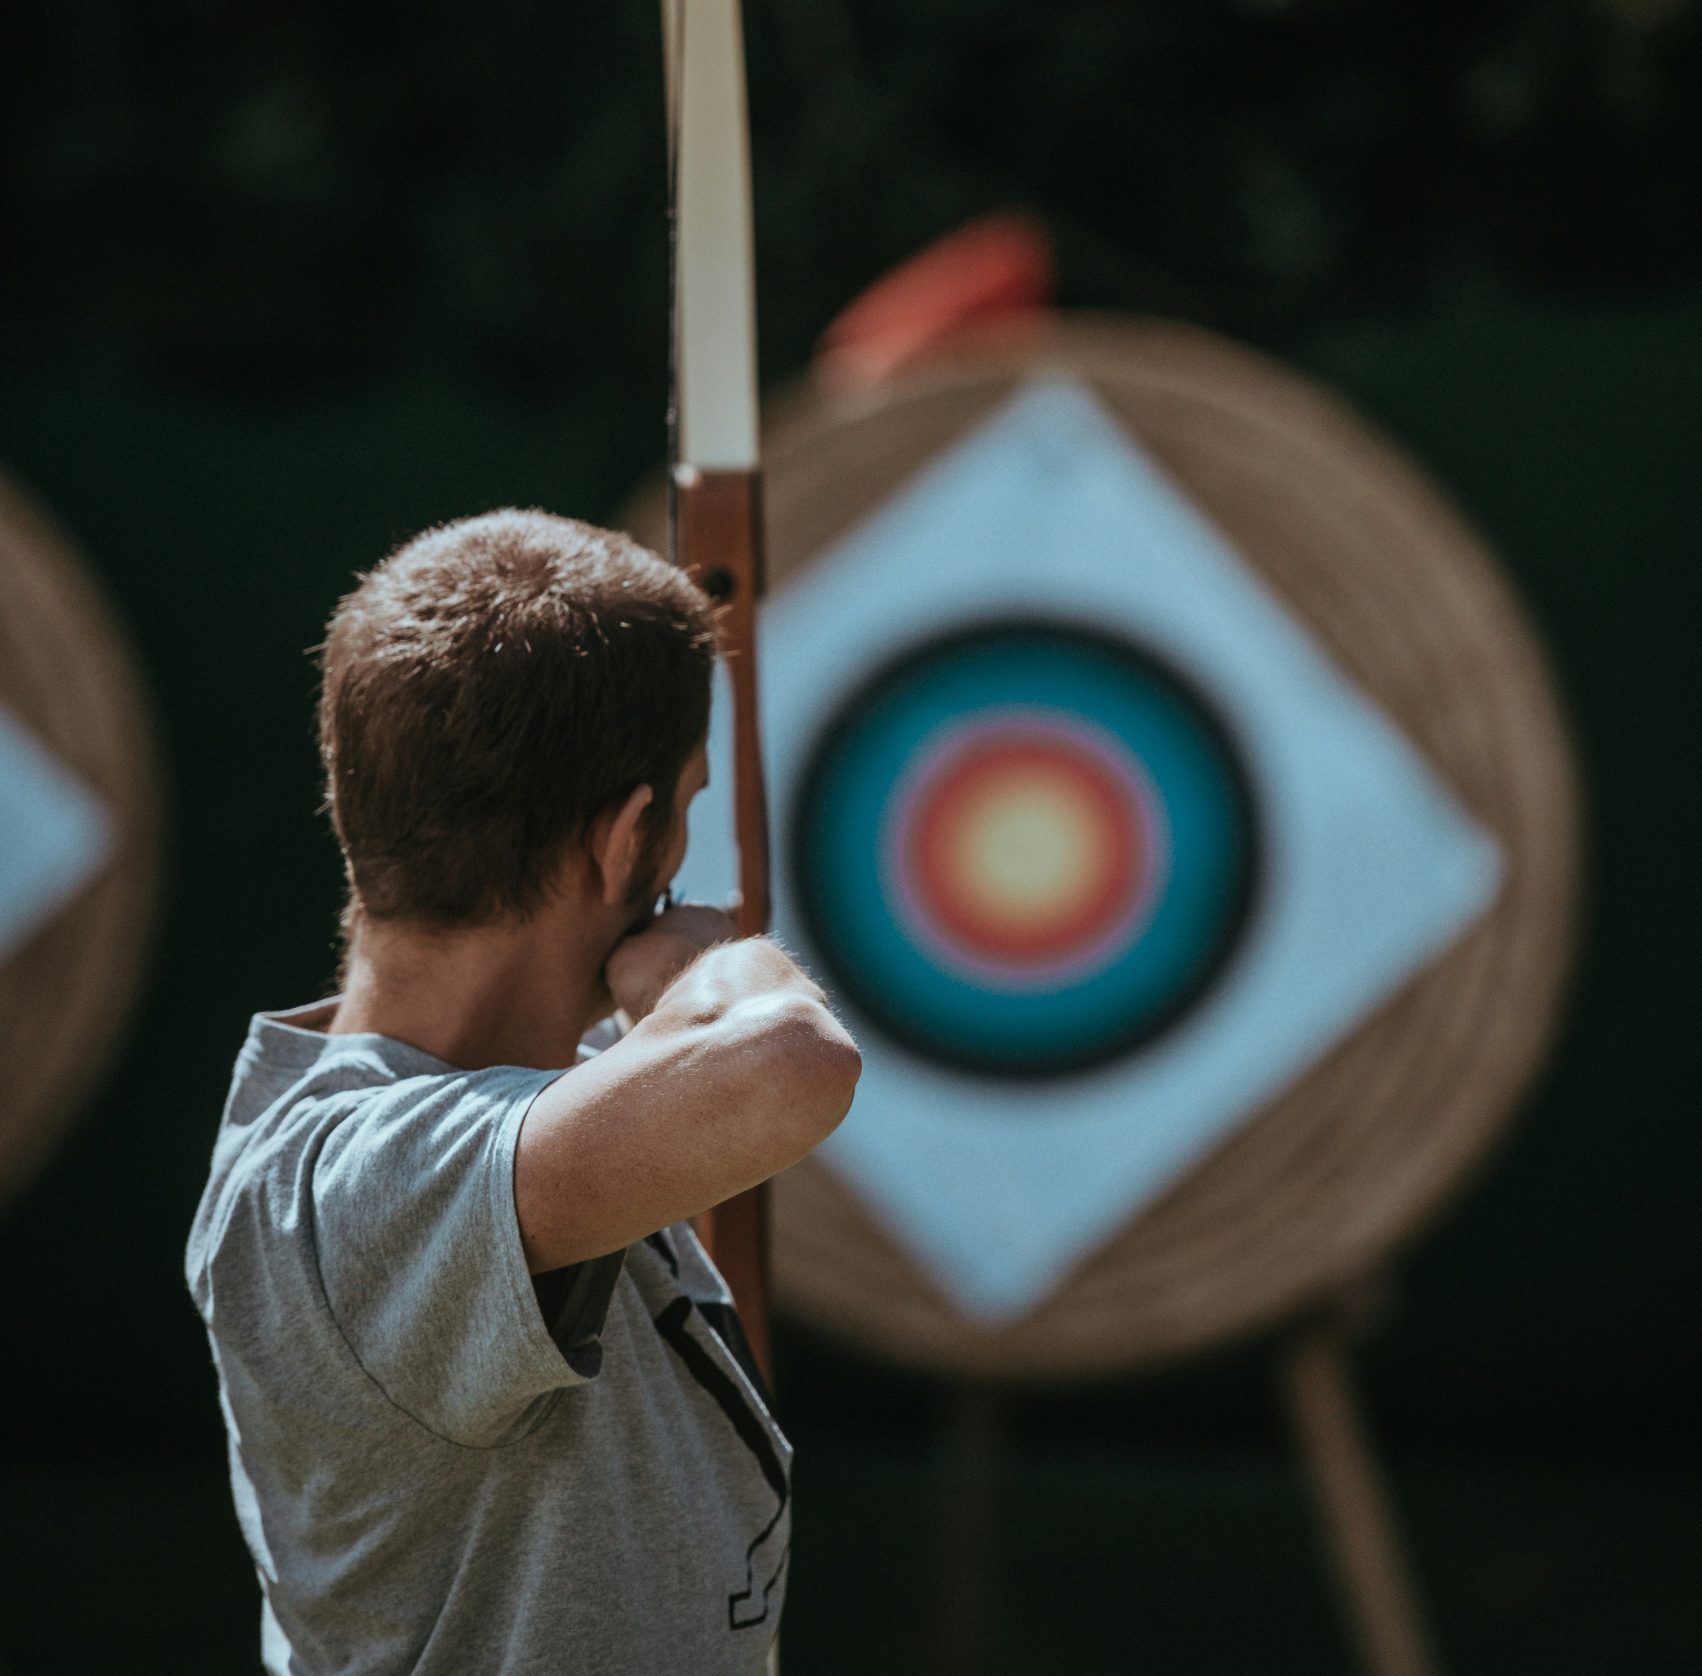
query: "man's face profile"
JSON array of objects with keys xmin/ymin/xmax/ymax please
[{"xmin": 622, "ymin": 738, "xmax": 711, "ymax": 923}]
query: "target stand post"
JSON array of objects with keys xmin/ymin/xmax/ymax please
[{"xmin": 1280, "ymin": 1284, "xmax": 1442, "ymax": 1676}]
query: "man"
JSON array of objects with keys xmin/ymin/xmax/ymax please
[{"xmin": 186, "ymin": 509, "xmax": 861, "ymax": 1675}]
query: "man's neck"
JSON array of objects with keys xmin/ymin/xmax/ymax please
[{"xmin": 328, "ymin": 908, "xmax": 612, "ymax": 1072}]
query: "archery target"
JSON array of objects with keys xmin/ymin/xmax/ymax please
[
  {"xmin": 674, "ymin": 369, "xmax": 1508, "ymax": 1325},
  {"xmin": 632, "ymin": 318, "xmax": 1578, "ymax": 1376},
  {"xmin": 792, "ymin": 621, "xmax": 1256, "ymax": 1077},
  {"xmin": 0, "ymin": 473, "xmax": 159, "ymax": 1203}
]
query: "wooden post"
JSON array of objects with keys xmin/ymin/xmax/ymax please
[{"xmin": 1280, "ymin": 1304, "xmax": 1442, "ymax": 1676}]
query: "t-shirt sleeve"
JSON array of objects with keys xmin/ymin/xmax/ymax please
[{"xmin": 310, "ymin": 1065, "xmax": 619, "ymax": 1448}]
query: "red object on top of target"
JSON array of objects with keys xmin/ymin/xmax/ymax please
[{"xmin": 814, "ymin": 212, "xmax": 1056, "ymax": 392}]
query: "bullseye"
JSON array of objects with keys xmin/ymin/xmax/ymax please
[{"xmin": 892, "ymin": 717, "xmax": 1166, "ymax": 982}]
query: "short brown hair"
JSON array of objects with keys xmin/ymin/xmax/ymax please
[{"xmin": 318, "ymin": 509, "xmax": 716, "ymax": 930}]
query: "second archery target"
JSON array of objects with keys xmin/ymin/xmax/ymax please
[
  {"xmin": 792, "ymin": 621, "xmax": 1256, "ymax": 1078},
  {"xmin": 0, "ymin": 473, "xmax": 160, "ymax": 1203}
]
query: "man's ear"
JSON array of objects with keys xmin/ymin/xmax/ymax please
[{"xmin": 587, "ymin": 783, "xmax": 655, "ymax": 908}]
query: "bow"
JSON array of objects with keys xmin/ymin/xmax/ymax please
[{"xmin": 662, "ymin": 0, "xmax": 774, "ymax": 1382}]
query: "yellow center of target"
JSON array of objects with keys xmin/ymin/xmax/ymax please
[{"xmin": 949, "ymin": 769, "xmax": 1107, "ymax": 930}]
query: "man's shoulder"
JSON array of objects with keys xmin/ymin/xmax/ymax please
[{"xmin": 186, "ymin": 1014, "xmax": 446, "ymax": 1300}]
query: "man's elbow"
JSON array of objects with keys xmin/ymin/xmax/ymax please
[
  {"xmin": 794, "ymin": 1004, "xmax": 863, "ymax": 1139},
  {"xmin": 744, "ymin": 996, "xmax": 862, "ymax": 1150}
]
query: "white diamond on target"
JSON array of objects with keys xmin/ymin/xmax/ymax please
[{"xmin": 678, "ymin": 381, "xmax": 1502, "ymax": 1323}]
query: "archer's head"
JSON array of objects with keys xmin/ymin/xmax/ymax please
[{"xmin": 316, "ymin": 509, "xmax": 716, "ymax": 970}]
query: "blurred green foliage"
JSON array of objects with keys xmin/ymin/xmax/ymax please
[{"xmin": 3, "ymin": 0, "xmax": 1699, "ymax": 396}]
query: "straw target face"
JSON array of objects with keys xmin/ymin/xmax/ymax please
[{"xmin": 791, "ymin": 621, "xmax": 1256, "ymax": 1077}]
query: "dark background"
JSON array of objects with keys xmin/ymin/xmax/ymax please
[{"xmin": 1, "ymin": 1, "xmax": 1697, "ymax": 1670}]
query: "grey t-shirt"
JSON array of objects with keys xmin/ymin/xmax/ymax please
[{"xmin": 186, "ymin": 999, "xmax": 791, "ymax": 1675}]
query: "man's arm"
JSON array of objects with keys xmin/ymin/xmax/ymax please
[{"xmin": 513, "ymin": 928, "xmax": 860, "ymax": 1273}]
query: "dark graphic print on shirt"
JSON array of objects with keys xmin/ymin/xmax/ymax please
[{"xmin": 645, "ymin": 1228, "xmax": 789, "ymax": 1630}]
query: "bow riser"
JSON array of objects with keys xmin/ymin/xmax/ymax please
[{"xmin": 671, "ymin": 464, "xmax": 770, "ymax": 940}]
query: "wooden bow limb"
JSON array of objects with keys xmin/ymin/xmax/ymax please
[{"xmin": 663, "ymin": 0, "xmax": 774, "ymax": 1385}]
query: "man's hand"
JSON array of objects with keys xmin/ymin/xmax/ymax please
[{"xmin": 604, "ymin": 901, "xmax": 737, "ymax": 1022}]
